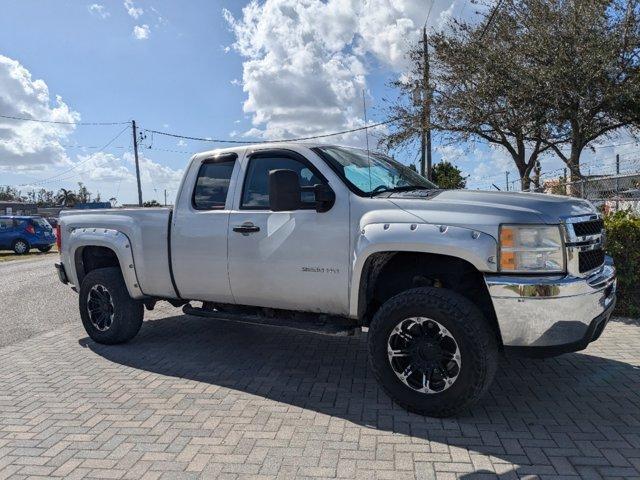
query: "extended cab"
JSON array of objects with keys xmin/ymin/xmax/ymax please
[{"xmin": 55, "ymin": 143, "xmax": 616, "ymax": 417}]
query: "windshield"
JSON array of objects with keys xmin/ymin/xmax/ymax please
[{"xmin": 314, "ymin": 146, "xmax": 437, "ymax": 196}]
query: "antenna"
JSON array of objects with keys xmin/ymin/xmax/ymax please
[{"xmin": 362, "ymin": 89, "xmax": 373, "ymax": 192}]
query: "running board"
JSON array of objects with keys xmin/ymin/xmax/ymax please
[{"xmin": 182, "ymin": 304, "xmax": 358, "ymax": 336}]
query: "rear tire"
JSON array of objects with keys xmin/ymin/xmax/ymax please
[
  {"xmin": 368, "ymin": 287, "xmax": 498, "ymax": 418},
  {"xmin": 79, "ymin": 267, "xmax": 144, "ymax": 344},
  {"xmin": 38, "ymin": 246, "xmax": 53, "ymax": 253},
  {"xmin": 13, "ymin": 239, "xmax": 30, "ymax": 255}
]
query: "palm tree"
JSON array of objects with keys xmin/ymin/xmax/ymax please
[{"xmin": 56, "ymin": 188, "xmax": 78, "ymax": 207}]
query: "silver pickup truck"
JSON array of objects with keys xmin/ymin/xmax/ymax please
[{"xmin": 55, "ymin": 143, "xmax": 616, "ymax": 417}]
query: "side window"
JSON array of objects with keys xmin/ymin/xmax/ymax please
[
  {"xmin": 0, "ymin": 219, "xmax": 12, "ymax": 230},
  {"xmin": 192, "ymin": 159, "xmax": 236, "ymax": 210},
  {"xmin": 241, "ymin": 156, "xmax": 323, "ymax": 209}
]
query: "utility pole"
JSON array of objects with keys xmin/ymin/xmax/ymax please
[
  {"xmin": 164, "ymin": 189, "xmax": 167, "ymax": 207},
  {"xmin": 132, "ymin": 120, "xmax": 143, "ymax": 207},
  {"xmin": 505, "ymin": 171, "xmax": 509, "ymax": 191},
  {"xmin": 420, "ymin": 27, "xmax": 433, "ymax": 181},
  {"xmin": 615, "ymin": 153, "xmax": 620, "ymax": 210}
]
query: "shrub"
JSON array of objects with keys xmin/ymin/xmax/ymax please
[{"xmin": 604, "ymin": 210, "xmax": 640, "ymax": 317}]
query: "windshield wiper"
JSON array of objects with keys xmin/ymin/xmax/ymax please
[{"xmin": 370, "ymin": 185, "xmax": 433, "ymax": 196}]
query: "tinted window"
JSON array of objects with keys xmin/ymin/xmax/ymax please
[
  {"xmin": 193, "ymin": 160, "xmax": 236, "ymax": 210},
  {"xmin": 241, "ymin": 156, "xmax": 322, "ymax": 209},
  {"xmin": 0, "ymin": 218, "xmax": 13, "ymax": 229}
]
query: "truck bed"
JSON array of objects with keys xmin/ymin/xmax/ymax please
[{"xmin": 60, "ymin": 207, "xmax": 176, "ymax": 298}]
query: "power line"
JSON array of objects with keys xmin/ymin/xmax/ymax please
[
  {"xmin": 141, "ymin": 117, "xmax": 400, "ymax": 145},
  {"xmin": 479, "ymin": 0, "xmax": 504, "ymax": 40},
  {"xmin": 16, "ymin": 125, "xmax": 131, "ymax": 187},
  {"xmin": 0, "ymin": 113, "xmax": 129, "ymax": 126}
]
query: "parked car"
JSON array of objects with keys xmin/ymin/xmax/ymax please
[
  {"xmin": 46, "ymin": 217, "xmax": 59, "ymax": 229},
  {"xmin": 55, "ymin": 143, "xmax": 616, "ymax": 417},
  {"xmin": 0, "ymin": 215, "xmax": 57, "ymax": 254}
]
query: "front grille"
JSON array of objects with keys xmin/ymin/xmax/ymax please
[
  {"xmin": 579, "ymin": 248, "xmax": 605, "ymax": 273},
  {"xmin": 573, "ymin": 219, "xmax": 604, "ymax": 237}
]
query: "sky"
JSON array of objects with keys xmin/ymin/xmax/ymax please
[{"xmin": 0, "ymin": 0, "xmax": 637, "ymax": 205}]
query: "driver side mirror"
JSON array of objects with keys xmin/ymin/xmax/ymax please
[
  {"xmin": 313, "ymin": 184, "xmax": 335, "ymax": 213},
  {"xmin": 269, "ymin": 169, "xmax": 301, "ymax": 211}
]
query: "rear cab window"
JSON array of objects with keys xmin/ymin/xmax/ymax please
[{"xmin": 192, "ymin": 153, "xmax": 237, "ymax": 210}]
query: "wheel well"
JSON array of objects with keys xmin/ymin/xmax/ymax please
[
  {"xmin": 357, "ymin": 251, "xmax": 501, "ymax": 345},
  {"xmin": 75, "ymin": 246, "xmax": 120, "ymax": 285}
]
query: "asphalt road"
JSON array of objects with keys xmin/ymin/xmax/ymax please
[
  {"xmin": 0, "ymin": 256, "xmax": 184, "ymax": 347},
  {"xmin": 0, "ymin": 256, "xmax": 78, "ymax": 347}
]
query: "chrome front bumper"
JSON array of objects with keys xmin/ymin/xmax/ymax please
[{"xmin": 485, "ymin": 256, "xmax": 616, "ymax": 354}]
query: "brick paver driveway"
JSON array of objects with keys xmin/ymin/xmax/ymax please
[{"xmin": 1, "ymin": 308, "xmax": 639, "ymax": 479}]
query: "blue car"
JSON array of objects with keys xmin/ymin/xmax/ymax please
[{"xmin": 0, "ymin": 216, "xmax": 56, "ymax": 254}]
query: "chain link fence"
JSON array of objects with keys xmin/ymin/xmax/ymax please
[{"xmin": 521, "ymin": 172, "xmax": 640, "ymax": 214}]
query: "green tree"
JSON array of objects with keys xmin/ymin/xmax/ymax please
[
  {"xmin": 0, "ymin": 186, "xmax": 23, "ymax": 202},
  {"xmin": 432, "ymin": 161, "xmax": 467, "ymax": 189},
  {"xmin": 35, "ymin": 189, "xmax": 56, "ymax": 207},
  {"xmin": 56, "ymin": 188, "xmax": 78, "ymax": 207},
  {"xmin": 383, "ymin": 0, "xmax": 640, "ymax": 188},
  {"xmin": 76, "ymin": 182, "xmax": 91, "ymax": 203},
  {"xmin": 521, "ymin": 0, "xmax": 640, "ymax": 180}
]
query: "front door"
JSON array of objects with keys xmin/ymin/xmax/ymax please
[{"xmin": 227, "ymin": 149, "xmax": 350, "ymax": 315}]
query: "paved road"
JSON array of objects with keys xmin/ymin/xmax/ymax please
[
  {"xmin": 0, "ymin": 257, "xmax": 77, "ymax": 347},
  {"xmin": 0, "ymin": 257, "xmax": 182, "ymax": 347},
  {"xmin": 1, "ymin": 258, "xmax": 639, "ymax": 479}
]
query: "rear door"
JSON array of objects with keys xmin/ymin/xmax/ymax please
[
  {"xmin": 227, "ymin": 148, "xmax": 350, "ymax": 315},
  {"xmin": 171, "ymin": 152, "xmax": 241, "ymax": 302}
]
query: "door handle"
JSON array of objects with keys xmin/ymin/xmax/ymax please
[{"xmin": 233, "ymin": 223, "xmax": 260, "ymax": 234}]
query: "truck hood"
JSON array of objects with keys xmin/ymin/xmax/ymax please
[{"xmin": 387, "ymin": 189, "xmax": 595, "ymax": 235}]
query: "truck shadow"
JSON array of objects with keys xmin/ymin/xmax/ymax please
[{"xmin": 79, "ymin": 314, "xmax": 640, "ymax": 478}]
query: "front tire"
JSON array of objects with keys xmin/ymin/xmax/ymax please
[
  {"xmin": 368, "ymin": 287, "xmax": 498, "ymax": 418},
  {"xmin": 79, "ymin": 267, "xmax": 144, "ymax": 344},
  {"xmin": 13, "ymin": 239, "xmax": 30, "ymax": 255},
  {"xmin": 38, "ymin": 246, "xmax": 53, "ymax": 253}
]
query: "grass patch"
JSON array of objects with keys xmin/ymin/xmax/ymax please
[{"xmin": 0, "ymin": 246, "xmax": 58, "ymax": 263}]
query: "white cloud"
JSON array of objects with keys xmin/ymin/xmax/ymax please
[
  {"xmin": 65, "ymin": 151, "xmax": 184, "ymax": 204},
  {"xmin": 0, "ymin": 54, "xmax": 79, "ymax": 172},
  {"xmin": 88, "ymin": 4, "xmax": 110, "ymax": 19},
  {"xmin": 124, "ymin": 0, "xmax": 143, "ymax": 19},
  {"xmin": 133, "ymin": 24, "xmax": 150, "ymax": 40},
  {"xmin": 127, "ymin": 153, "xmax": 184, "ymax": 202},
  {"xmin": 436, "ymin": 144, "xmax": 466, "ymax": 163},
  {"xmin": 75, "ymin": 152, "xmax": 133, "ymax": 183},
  {"xmin": 224, "ymin": 0, "xmax": 472, "ymax": 144},
  {"xmin": 177, "ymin": 139, "xmax": 187, "ymax": 147}
]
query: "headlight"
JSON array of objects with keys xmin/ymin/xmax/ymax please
[{"xmin": 499, "ymin": 225, "xmax": 565, "ymax": 273}]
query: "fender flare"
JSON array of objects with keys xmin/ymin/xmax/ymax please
[
  {"xmin": 349, "ymin": 222, "xmax": 498, "ymax": 317},
  {"xmin": 67, "ymin": 227, "xmax": 145, "ymax": 299}
]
